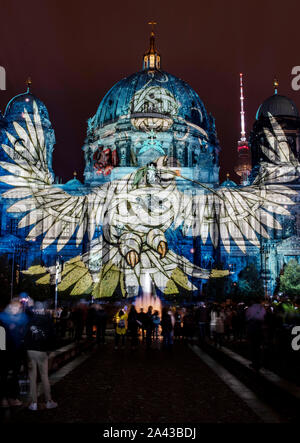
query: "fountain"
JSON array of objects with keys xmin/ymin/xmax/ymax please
[{"xmin": 134, "ymin": 273, "xmax": 162, "ymax": 316}]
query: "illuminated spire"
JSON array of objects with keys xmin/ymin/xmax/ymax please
[
  {"xmin": 235, "ymin": 73, "xmax": 252, "ymax": 185},
  {"xmin": 143, "ymin": 21, "xmax": 161, "ymax": 70},
  {"xmin": 240, "ymin": 73, "xmax": 246, "ymax": 142},
  {"xmin": 26, "ymin": 76, "xmax": 32, "ymax": 93},
  {"xmin": 273, "ymin": 77, "xmax": 279, "ymax": 95}
]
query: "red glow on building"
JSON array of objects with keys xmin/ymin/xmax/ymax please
[{"xmin": 237, "ymin": 144, "xmax": 249, "ymax": 151}]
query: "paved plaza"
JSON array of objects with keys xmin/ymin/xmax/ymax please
[{"xmin": 6, "ymin": 341, "xmax": 263, "ymax": 424}]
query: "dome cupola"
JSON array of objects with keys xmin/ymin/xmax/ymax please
[
  {"xmin": 143, "ymin": 22, "xmax": 161, "ymax": 70},
  {"xmin": 256, "ymin": 79, "xmax": 299, "ymax": 120},
  {"xmin": 249, "ymin": 78, "xmax": 300, "ymax": 178},
  {"xmin": 4, "ymin": 77, "xmax": 51, "ymax": 122},
  {"xmin": 1, "ymin": 78, "xmax": 56, "ymax": 178}
]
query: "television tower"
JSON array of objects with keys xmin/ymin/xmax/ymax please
[{"xmin": 235, "ymin": 73, "xmax": 252, "ymax": 185}]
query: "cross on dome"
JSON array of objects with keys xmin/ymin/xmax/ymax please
[{"xmin": 143, "ymin": 21, "xmax": 160, "ymax": 70}]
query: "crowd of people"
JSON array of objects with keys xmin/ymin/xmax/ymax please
[
  {"xmin": 112, "ymin": 305, "xmax": 175, "ymax": 350},
  {"xmin": 0, "ymin": 294, "xmax": 299, "ymax": 412}
]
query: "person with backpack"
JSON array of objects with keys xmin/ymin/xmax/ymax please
[
  {"xmin": 152, "ymin": 310, "xmax": 161, "ymax": 340},
  {"xmin": 161, "ymin": 307, "xmax": 174, "ymax": 350},
  {"xmin": 114, "ymin": 309, "xmax": 128, "ymax": 350},
  {"xmin": 24, "ymin": 301, "xmax": 58, "ymax": 411}
]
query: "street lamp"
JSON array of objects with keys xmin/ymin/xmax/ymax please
[
  {"xmin": 54, "ymin": 257, "xmax": 61, "ymax": 311},
  {"xmin": 48, "ymin": 255, "xmax": 63, "ymax": 312},
  {"xmin": 261, "ymin": 242, "xmax": 270, "ymax": 299}
]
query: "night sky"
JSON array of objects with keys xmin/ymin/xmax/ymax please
[{"xmin": 0, "ymin": 0, "xmax": 300, "ymax": 184}]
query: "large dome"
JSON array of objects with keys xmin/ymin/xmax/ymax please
[
  {"xmin": 93, "ymin": 69, "xmax": 210, "ymax": 131},
  {"xmin": 256, "ymin": 94, "xmax": 299, "ymax": 120},
  {"xmin": 83, "ymin": 33, "xmax": 220, "ymax": 186}
]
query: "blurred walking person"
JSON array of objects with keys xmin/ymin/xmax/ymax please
[
  {"xmin": 174, "ymin": 309, "xmax": 182, "ymax": 340},
  {"xmin": 210, "ymin": 305, "xmax": 225, "ymax": 348},
  {"xmin": 161, "ymin": 307, "xmax": 174, "ymax": 350},
  {"xmin": 95, "ymin": 304, "xmax": 107, "ymax": 345},
  {"xmin": 195, "ymin": 303, "xmax": 209, "ymax": 343},
  {"xmin": 0, "ymin": 298, "xmax": 28, "ymax": 408},
  {"xmin": 24, "ymin": 301, "xmax": 57, "ymax": 411},
  {"xmin": 59, "ymin": 307, "xmax": 70, "ymax": 339},
  {"xmin": 183, "ymin": 308, "xmax": 195, "ymax": 343},
  {"xmin": 71, "ymin": 304, "xmax": 84, "ymax": 342},
  {"xmin": 245, "ymin": 298, "xmax": 266, "ymax": 371},
  {"xmin": 86, "ymin": 303, "xmax": 97, "ymax": 340}
]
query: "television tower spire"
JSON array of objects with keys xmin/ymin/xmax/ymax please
[
  {"xmin": 234, "ymin": 73, "xmax": 252, "ymax": 185},
  {"xmin": 240, "ymin": 73, "xmax": 246, "ymax": 142}
]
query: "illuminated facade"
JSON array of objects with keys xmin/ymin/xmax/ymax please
[{"xmin": 0, "ymin": 34, "xmax": 299, "ymax": 299}]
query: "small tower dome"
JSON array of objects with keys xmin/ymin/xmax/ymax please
[{"xmin": 256, "ymin": 79, "xmax": 299, "ymax": 120}]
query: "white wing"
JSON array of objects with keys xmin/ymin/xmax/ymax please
[
  {"xmin": 182, "ymin": 185, "xmax": 296, "ymax": 254},
  {"xmin": 0, "ymin": 101, "xmax": 109, "ymax": 251},
  {"xmin": 179, "ymin": 113, "xmax": 298, "ymax": 253}
]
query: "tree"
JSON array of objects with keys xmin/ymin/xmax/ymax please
[
  {"xmin": 280, "ymin": 259, "xmax": 300, "ymax": 297},
  {"xmin": 236, "ymin": 263, "xmax": 264, "ymax": 298}
]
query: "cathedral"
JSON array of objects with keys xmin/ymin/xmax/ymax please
[{"xmin": 0, "ymin": 31, "xmax": 299, "ymax": 299}]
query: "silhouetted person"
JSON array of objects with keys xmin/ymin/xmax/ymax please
[
  {"xmin": 86, "ymin": 303, "xmax": 97, "ymax": 339},
  {"xmin": 0, "ymin": 298, "xmax": 28, "ymax": 407},
  {"xmin": 245, "ymin": 298, "xmax": 266, "ymax": 371},
  {"xmin": 161, "ymin": 307, "xmax": 174, "ymax": 350},
  {"xmin": 71, "ymin": 306, "xmax": 84, "ymax": 342},
  {"xmin": 174, "ymin": 310, "xmax": 182, "ymax": 340},
  {"xmin": 59, "ymin": 307, "xmax": 69, "ymax": 338},
  {"xmin": 145, "ymin": 306, "xmax": 154, "ymax": 349},
  {"xmin": 138, "ymin": 308, "xmax": 147, "ymax": 340},
  {"xmin": 152, "ymin": 310, "xmax": 160, "ymax": 340},
  {"xmin": 95, "ymin": 305, "xmax": 107, "ymax": 345},
  {"xmin": 128, "ymin": 305, "xmax": 139, "ymax": 350},
  {"xmin": 183, "ymin": 309, "xmax": 195, "ymax": 343},
  {"xmin": 195, "ymin": 303, "xmax": 208, "ymax": 342},
  {"xmin": 210, "ymin": 306, "xmax": 225, "ymax": 348}
]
